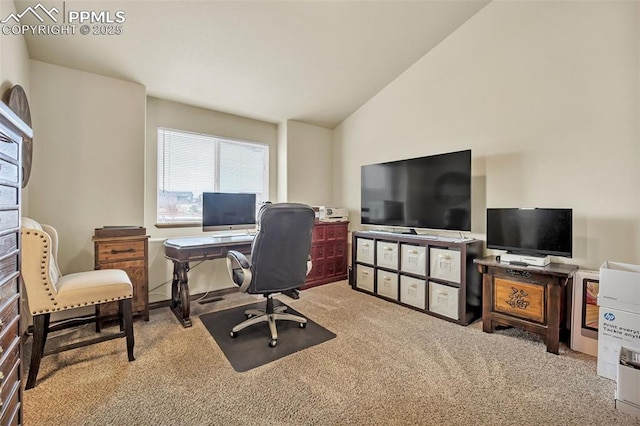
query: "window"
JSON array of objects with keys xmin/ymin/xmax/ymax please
[{"xmin": 157, "ymin": 128, "xmax": 269, "ymax": 225}]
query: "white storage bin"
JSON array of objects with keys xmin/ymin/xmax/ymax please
[
  {"xmin": 355, "ymin": 265, "xmax": 375, "ymax": 292},
  {"xmin": 401, "ymin": 244, "xmax": 426, "ymax": 276},
  {"xmin": 376, "ymin": 241, "xmax": 398, "ymax": 270},
  {"xmin": 430, "ymin": 248, "xmax": 461, "ymax": 283},
  {"xmin": 400, "ymin": 276, "xmax": 426, "ymax": 309},
  {"xmin": 376, "ymin": 270, "xmax": 398, "ymax": 300},
  {"xmin": 429, "ymin": 282, "xmax": 459, "ymax": 320},
  {"xmin": 356, "ymin": 238, "xmax": 374, "ymax": 264}
]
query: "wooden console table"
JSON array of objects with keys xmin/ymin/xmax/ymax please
[
  {"xmin": 474, "ymin": 256, "xmax": 577, "ymax": 354},
  {"xmin": 163, "ymin": 235, "xmax": 253, "ymax": 327}
]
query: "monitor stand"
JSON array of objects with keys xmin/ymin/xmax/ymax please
[{"xmin": 500, "ymin": 252, "xmax": 551, "ymax": 267}]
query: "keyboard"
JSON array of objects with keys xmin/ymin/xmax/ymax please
[{"xmin": 211, "ymin": 235, "xmax": 254, "ymax": 243}]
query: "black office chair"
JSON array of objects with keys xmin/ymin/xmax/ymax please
[{"xmin": 226, "ymin": 203, "xmax": 315, "ymax": 347}]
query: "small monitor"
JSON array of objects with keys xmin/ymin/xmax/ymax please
[
  {"xmin": 486, "ymin": 208, "xmax": 572, "ymax": 257},
  {"xmin": 202, "ymin": 192, "xmax": 257, "ymax": 232}
]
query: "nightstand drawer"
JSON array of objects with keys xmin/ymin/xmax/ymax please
[
  {"xmin": 97, "ymin": 240, "xmax": 145, "ymax": 261},
  {"xmin": 493, "ymin": 277, "xmax": 545, "ymax": 323}
]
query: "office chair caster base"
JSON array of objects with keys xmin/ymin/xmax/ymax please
[
  {"xmin": 269, "ymin": 339, "xmax": 277, "ymax": 347},
  {"xmin": 299, "ymin": 322, "xmax": 306, "ymax": 328},
  {"xmin": 230, "ymin": 331, "xmax": 238, "ymax": 338}
]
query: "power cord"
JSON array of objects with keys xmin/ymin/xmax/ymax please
[{"xmin": 148, "ymin": 260, "xmax": 211, "ymax": 297}]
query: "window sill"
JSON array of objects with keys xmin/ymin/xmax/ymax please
[{"xmin": 155, "ymin": 222, "xmax": 201, "ymax": 229}]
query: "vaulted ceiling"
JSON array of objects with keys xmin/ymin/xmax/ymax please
[{"xmin": 15, "ymin": 0, "xmax": 489, "ymax": 128}]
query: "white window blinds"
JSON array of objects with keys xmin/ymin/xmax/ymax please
[{"xmin": 157, "ymin": 128, "xmax": 269, "ymax": 225}]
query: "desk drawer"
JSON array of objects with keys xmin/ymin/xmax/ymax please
[
  {"xmin": 97, "ymin": 240, "xmax": 145, "ymax": 262},
  {"xmin": 0, "ymin": 139, "xmax": 18, "ymax": 162},
  {"xmin": 0, "ymin": 234, "xmax": 17, "ymax": 259},
  {"xmin": 0, "ymin": 211, "xmax": 18, "ymax": 234},
  {"xmin": 0, "ymin": 186, "xmax": 17, "ymax": 207},
  {"xmin": 0, "ymin": 317, "xmax": 19, "ymax": 356},
  {"xmin": 0, "ymin": 297, "xmax": 18, "ymax": 334},
  {"xmin": 0, "ymin": 252, "xmax": 17, "ymax": 280},
  {"xmin": 0, "ymin": 159, "xmax": 18, "ymax": 185},
  {"xmin": 0, "ymin": 276, "xmax": 17, "ymax": 305},
  {"xmin": 0, "ymin": 361, "xmax": 19, "ymax": 425}
]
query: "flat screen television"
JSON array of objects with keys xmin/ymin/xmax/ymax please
[
  {"xmin": 361, "ymin": 149, "xmax": 471, "ymax": 231},
  {"xmin": 486, "ymin": 208, "xmax": 573, "ymax": 257},
  {"xmin": 202, "ymin": 192, "xmax": 257, "ymax": 232}
]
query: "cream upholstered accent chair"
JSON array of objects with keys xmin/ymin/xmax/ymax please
[{"xmin": 21, "ymin": 218, "xmax": 135, "ymax": 389}]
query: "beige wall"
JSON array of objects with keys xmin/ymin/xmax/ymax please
[
  {"xmin": 145, "ymin": 97, "xmax": 278, "ymax": 301},
  {"xmin": 334, "ymin": 1, "xmax": 640, "ymax": 269},
  {"xmin": 286, "ymin": 120, "xmax": 334, "ymax": 206},
  {"xmin": 0, "ymin": 1, "xmax": 29, "ymax": 97},
  {"xmin": 276, "ymin": 121, "xmax": 287, "ymax": 203},
  {"xmin": 28, "ymin": 61, "xmax": 146, "ymax": 274}
]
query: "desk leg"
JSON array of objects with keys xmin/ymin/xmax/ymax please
[{"xmin": 170, "ymin": 261, "xmax": 192, "ymax": 328}]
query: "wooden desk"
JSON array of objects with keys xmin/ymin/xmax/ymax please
[
  {"xmin": 474, "ymin": 256, "xmax": 577, "ymax": 354},
  {"xmin": 163, "ymin": 236, "xmax": 253, "ymax": 327}
]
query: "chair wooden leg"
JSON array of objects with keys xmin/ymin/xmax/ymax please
[
  {"xmin": 120, "ymin": 298, "xmax": 135, "ymax": 362},
  {"xmin": 26, "ymin": 313, "xmax": 50, "ymax": 390}
]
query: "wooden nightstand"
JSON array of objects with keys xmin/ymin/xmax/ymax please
[
  {"xmin": 93, "ymin": 227, "xmax": 149, "ymax": 323},
  {"xmin": 475, "ymin": 256, "xmax": 577, "ymax": 354},
  {"xmin": 302, "ymin": 221, "xmax": 349, "ymax": 289}
]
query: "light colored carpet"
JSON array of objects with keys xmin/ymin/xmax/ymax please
[{"xmin": 23, "ymin": 281, "xmax": 639, "ymax": 425}]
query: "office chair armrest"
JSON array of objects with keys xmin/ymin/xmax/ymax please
[{"xmin": 226, "ymin": 250, "xmax": 252, "ymax": 292}]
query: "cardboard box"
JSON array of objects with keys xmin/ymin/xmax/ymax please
[
  {"xmin": 599, "ymin": 261, "xmax": 640, "ymax": 314},
  {"xmin": 617, "ymin": 347, "xmax": 640, "ymax": 408},
  {"xmin": 615, "ymin": 400, "xmax": 640, "ymax": 419},
  {"xmin": 597, "ymin": 307, "xmax": 640, "ymax": 380}
]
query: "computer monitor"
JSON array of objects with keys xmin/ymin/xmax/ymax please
[{"xmin": 202, "ymin": 192, "xmax": 257, "ymax": 232}]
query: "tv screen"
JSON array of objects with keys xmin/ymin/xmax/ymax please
[
  {"xmin": 361, "ymin": 150, "xmax": 471, "ymax": 231},
  {"xmin": 486, "ymin": 208, "xmax": 573, "ymax": 257},
  {"xmin": 202, "ymin": 192, "xmax": 257, "ymax": 232}
]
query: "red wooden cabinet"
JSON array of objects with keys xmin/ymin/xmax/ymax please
[{"xmin": 302, "ymin": 221, "xmax": 349, "ymax": 289}]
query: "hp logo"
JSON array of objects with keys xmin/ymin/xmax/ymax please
[{"xmin": 604, "ymin": 312, "xmax": 616, "ymax": 321}]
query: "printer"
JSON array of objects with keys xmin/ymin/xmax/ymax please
[{"xmin": 317, "ymin": 207, "xmax": 349, "ymax": 222}]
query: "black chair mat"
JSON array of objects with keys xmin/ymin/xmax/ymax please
[{"xmin": 200, "ymin": 300, "xmax": 336, "ymax": 372}]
